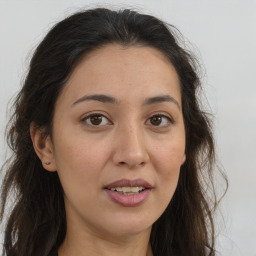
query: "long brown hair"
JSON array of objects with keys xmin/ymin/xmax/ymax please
[{"xmin": 1, "ymin": 7, "xmax": 227, "ymax": 256}]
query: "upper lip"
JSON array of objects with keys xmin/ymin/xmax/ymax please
[{"xmin": 104, "ymin": 179, "xmax": 153, "ymax": 189}]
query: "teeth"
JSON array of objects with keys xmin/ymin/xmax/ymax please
[{"xmin": 110, "ymin": 186, "xmax": 145, "ymax": 194}]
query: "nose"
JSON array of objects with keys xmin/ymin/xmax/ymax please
[{"xmin": 112, "ymin": 124, "xmax": 149, "ymax": 169}]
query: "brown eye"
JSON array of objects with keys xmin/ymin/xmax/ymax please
[
  {"xmin": 150, "ymin": 116, "xmax": 162, "ymax": 126},
  {"xmin": 82, "ymin": 114, "xmax": 110, "ymax": 127},
  {"xmin": 146, "ymin": 114, "xmax": 173, "ymax": 127},
  {"xmin": 90, "ymin": 115, "xmax": 103, "ymax": 125}
]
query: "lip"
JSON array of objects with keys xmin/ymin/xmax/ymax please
[
  {"xmin": 105, "ymin": 179, "xmax": 153, "ymax": 189},
  {"xmin": 104, "ymin": 179, "xmax": 153, "ymax": 207}
]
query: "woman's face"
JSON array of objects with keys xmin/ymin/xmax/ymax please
[{"xmin": 50, "ymin": 44, "xmax": 186, "ymax": 238}]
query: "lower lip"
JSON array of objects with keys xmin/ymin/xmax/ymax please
[{"xmin": 104, "ymin": 189, "xmax": 152, "ymax": 207}]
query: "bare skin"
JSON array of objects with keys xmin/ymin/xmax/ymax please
[{"xmin": 31, "ymin": 44, "xmax": 185, "ymax": 256}]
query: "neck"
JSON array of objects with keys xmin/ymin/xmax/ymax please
[{"xmin": 58, "ymin": 225, "xmax": 153, "ymax": 256}]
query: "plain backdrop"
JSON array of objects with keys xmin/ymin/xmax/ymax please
[{"xmin": 0, "ymin": 0, "xmax": 255, "ymax": 255}]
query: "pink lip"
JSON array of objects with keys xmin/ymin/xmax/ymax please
[
  {"xmin": 105, "ymin": 179, "xmax": 153, "ymax": 189},
  {"xmin": 104, "ymin": 179, "xmax": 153, "ymax": 207}
]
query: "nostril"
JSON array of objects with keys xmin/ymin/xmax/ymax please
[{"xmin": 118, "ymin": 161, "xmax": 145, "ymax": 168}]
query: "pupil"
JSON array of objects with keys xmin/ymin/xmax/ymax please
[
  {"xmin": 91, "ymin": 115, "xmax": 102, "ymax": 125},
  {"xmin": 151, "ymin": 116, "xmax": 161, "ymax": 126}
]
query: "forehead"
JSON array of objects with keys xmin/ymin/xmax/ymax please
[{"xmin": 57, "ymin": 44, "xmax": 181, "ymax": 106}]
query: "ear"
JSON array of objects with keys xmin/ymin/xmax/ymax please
[{"xmin": 30, "ymin": 124, "xmax": 57, "ymax": 172}]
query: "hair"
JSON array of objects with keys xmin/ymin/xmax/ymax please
[{"xmin": 0, "ymin": 7, "xmax": 227, "ymax": 256}]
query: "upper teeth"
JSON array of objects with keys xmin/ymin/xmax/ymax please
[{"xmin": 110, "ymin": 186, "xmax": 145, "ymax": 193}]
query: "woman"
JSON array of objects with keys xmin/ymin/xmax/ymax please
[{"xmin": 0, "ymin": 7, "xmax": 226, "ymax": 256}]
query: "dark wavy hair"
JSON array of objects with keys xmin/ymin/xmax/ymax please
[{"xmin": 1, "ymin": 7, "xmax": 227, "ymax": 256}]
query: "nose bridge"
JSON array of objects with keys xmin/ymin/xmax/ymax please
[{"xmin": 112, "ymin": 120, "xmax": 149, "ymax": 168}]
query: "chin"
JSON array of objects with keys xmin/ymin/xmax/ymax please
[{"xmin": 102, "ymin": 212, "xmax": 154, "ymax": 237}]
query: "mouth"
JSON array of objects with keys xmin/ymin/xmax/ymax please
[
  {"xmin": 108, "ymin": 186, "xmax": 146, "ymax": 195},
  {"xmin": 104, "ymin": 179, "xmax": 153, "ymax": 207},
  {"xmin": 104, "ymin": 178, "xmax": 152, "ymax": 193}
]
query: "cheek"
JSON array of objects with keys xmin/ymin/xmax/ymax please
[
  {"xmin": 153, "ymin": 142, "xmax": 185, "ymax": 196},
  {"xmin": 52, "ymin": 132, "xmax": 110, "ymax": 192},
  {"xmin": 53, "ymin": 140, "xmax": 111, "ymax": 217},
  {"xmin": 154, "ymin": 138, "xmax": 185, "ymax": 171}
]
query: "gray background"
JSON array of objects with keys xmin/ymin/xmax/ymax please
[{"xmin": 0, "ymin": 0, "xmax": 255, "ymax": 255}]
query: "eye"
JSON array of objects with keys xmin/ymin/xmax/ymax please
[
  {"xmin": 146, "ymin": 114, "xmax": 173, "ymax": 127},
  {"xmin": 81, "ymin": 113, "xmax": 111, "ymax": 127}
]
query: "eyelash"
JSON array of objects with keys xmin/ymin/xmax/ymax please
[
  {"xmin": 81, "ymin": 113, "xmax": 174, "ymax": 128},
  {"xmin": 146, "ymin": 114, "xmax": 174, "ymax": 127},
  {"xmin": 80, "ymin": 113, "xmax": 112, "ymax": 127}
]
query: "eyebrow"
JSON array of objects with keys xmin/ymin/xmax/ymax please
[
  {"xmin": 143, "ymin": 95, "xmax": 180, "ymax": 110},
  {"xmin": 72, "ymin": 94, "xmax": 119, "ymax": 105},
  {"xmin": 72, "ymin": 94, "xmax": 180, "ymax": 110}
]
